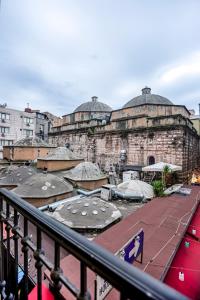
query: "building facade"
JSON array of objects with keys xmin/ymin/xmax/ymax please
[
  {"xmin": 49, "ymin": 88, "xmax": 200, "ymax": 181},
  {"xmin": 0, "ymin": 104, "xmax": 51, "ymax": 158}
]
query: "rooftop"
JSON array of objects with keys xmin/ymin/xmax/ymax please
[
  {"xmin": 12, "ymin": 173, "xmax": 73, "ymax": 198},
  {"xmin": 0, "ymin": 165, "xmax": 37, "ymax": 186},
  {"xmin": 49, "ymin": 185, "xmax": 200, "ymax": 299},
  {"xmin": 45, "ymin": 196, "xmax": 122, "ymax": 232},
  {"xmin": 64, "ymin": 162, "xmax": 107, "ymax": 181}
]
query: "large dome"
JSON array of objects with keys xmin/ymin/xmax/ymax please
[
  {"xmin": 123, "ymin": 87, "xmax": 173, "ymax": 108},
  {"xmin": 74, "ymin": 96, "xmax": 112, "ymax": 113}
]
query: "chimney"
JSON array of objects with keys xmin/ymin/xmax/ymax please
[{"xmin": 25, "ymin": 102, "xmax": 32, "ymax": 113}]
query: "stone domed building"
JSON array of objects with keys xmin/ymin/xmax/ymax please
[
  {"xmin": 64, "ymin": 162, "xmax": 108, "ymax": 190},
  {"xmin": 59, "ymin": 96, "xmax": 112, "ymax": 128},
  {"xmin": 49, "ymin": 88, "xmax": 200, "ymax": 181}
]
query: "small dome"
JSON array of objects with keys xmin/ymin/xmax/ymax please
[
  {"xmin": 12, "ymin": 173, "xmax": 73, "ymax": 198},
  {"xmin": 13, "ymin": 137, "xmax": 51, "ymax": 147},
  {"xmin": 74, "ymin": 96, "xmax": 112, "ymax": 113},
  {"xmin": 38, "ymin": 147, "xmax": 83, "ymax": 161},
  {"xmin": 64, "ymin": 162, "xmax": 106, "ymax": 181},
  {"xmin": 45, "ymin": 196, "xmax": 121, "ymax": 232},
  {"xmin": 123, "ymin": 87, "xmax": 173, "ymax": 108},
  {"xmin": 0, "ymin": 166, "xmax": 37, "ymax": 186}
]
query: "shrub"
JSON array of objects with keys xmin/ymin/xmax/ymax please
[{"xmin": 152, "ymin": 180, "xmax": 165, "ymax": 197}]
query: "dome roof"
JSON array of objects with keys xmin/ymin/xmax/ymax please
[
  {"xmin": 45, "ymin": 196, "xmax": 121, "ymax": 232},
  {"xmin": 38, "ymin": 147, "xmax": 83, "ymax": 161},
  {"xmin": 123, "ymin": 87, "xmax": 173, "ymax": 108},
  {"xmin": 64, "ymin": 162, "xmax": 106, "ymax": 181},
  {"xmin": 74, "ymin": 96, "xmax": 112, "ymax": 113},
  {"xmin": 0, "ymin": 166, "xmax": 37, "ymax": 186},
  {"xmin": 13, "ymin": 173, "xmax": 73, "ymax": 198}
]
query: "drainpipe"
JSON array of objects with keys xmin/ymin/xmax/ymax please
[{"xmin": 113, "ymin": 190, "xmax": 144, "ymax": 202}]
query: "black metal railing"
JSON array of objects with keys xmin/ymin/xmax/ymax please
[{"xmin": 0, "ymin": 188, "xmax": 188, "ymax": 300}]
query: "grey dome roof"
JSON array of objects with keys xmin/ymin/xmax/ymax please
[
  {"xmin": 38, "ymin": 147, "xmax": 83, "ymax": 161},
  {"xmin": 0, "ymin": 166, "xmax": 37, "ymax": 186},
  {"xmin": 123, "ymin": 87, "xmax": 173, "ymax": 108},
  {"xmin": 64, "ymin": 162, "xmax": 106, "ymax": 181},
  {"xmin": 74, "ymin": 96, "xmax": 112, "ymax": 113},
  {"xmin": 45, "ymin": 196, "xmax": 121, "ymax": 231},
  {"xmin": 13, "ymin": 173, "xmax": 73, "ymax": 198}
]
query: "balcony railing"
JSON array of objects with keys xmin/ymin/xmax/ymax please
[{"xmin": 0, "ymin": 188, "xmax": 187, "ymax": 300}]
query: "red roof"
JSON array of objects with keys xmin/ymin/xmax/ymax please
[
  {"xmin": 164, "ymin": 201, "xmax": 200, "ymax": 299},
  {"xmin": 44, "ymin": 186, "xmax": 200, "ymax": 299}
]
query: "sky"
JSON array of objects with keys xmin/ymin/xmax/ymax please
[{"xmin": 0, "ymin": 0, "xmax": 200, "ymax": 116}]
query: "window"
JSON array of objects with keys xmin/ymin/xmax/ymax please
[
  {"xmin": 23, "ymin": 129, "xmax": 33, "ymax": 137},
  {"xmin": 0, "ymin": 127, "xmax": 9, "ymax": 133},
  {"xmin": 39, "ymin": 124, "xmax": 44, "ymax": 133},
  {"xmin": 37, "ymin": 113, "xmax": 45, "ymax": 119},
  {"xmin": 148, "ymin": 156, "xmax": 155, "ymax": 165},
  {"xmin": 24, "ymin": 117, "xmax": 33, "ymax": 124},
  {"xmin": 0, "ymin": 140, "xmax": 13, "ymax": 146},
  {"xmin": 0, "ymin": 112, "xmax": 10, "ymax": 120}
]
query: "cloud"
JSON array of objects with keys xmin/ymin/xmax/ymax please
[{"xmin": 0, "ymin": 0, "xmax": 200, "ymax": 115}]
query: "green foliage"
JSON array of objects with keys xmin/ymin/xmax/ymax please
[
  {"xmin": 163, "ymin": 165, "xmax": 171, "ymax": 174},
  {"xmin": 162, "ymin": 165, "xmax": 171, "ymax": 187},
  {"xmin": 152, "ymin": 180, "xmax": 165, "ymax": 197}
]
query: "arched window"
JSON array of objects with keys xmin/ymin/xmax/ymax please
[{"xmin": 148, "ymin": 156, "xmax": 155, "ymax": 165}]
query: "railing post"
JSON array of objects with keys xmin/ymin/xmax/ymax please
[
  {"xmin": 78, "ymin": 262, "xmax": 91, "ymax": 300},
  {"xmin": 5, "ymin": 203, "xmax": 11, "ymax": 296},
  {"xmin": 21, "ymin": 218, "xmax": 29, "ymax": 300},
  {"xmin": 0, "ymin": 196, "xmax": 4, "ymax": 283},
  {"xmin": 50, "ymin": 241, "xmax": 62, "ymax": 298},
  {"xmin": 34, "ymin": 228, "xmax": 44, "ymax": 300},
  {"xmin": 12, "ymin": 209, "xmax": 19, "ymax": 300}
]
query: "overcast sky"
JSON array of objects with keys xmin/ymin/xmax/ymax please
[{"xmin": 0, "ymin": 0, "xmax": 200, "ymax": 116}]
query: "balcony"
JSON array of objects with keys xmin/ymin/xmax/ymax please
[{"xmin": 0, "ymin": 188, "xmax": 187, "ymax": 300}]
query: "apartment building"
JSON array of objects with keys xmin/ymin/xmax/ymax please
[{"xmin": 0, "ymin": 104, "xmax": 50, "ymax": 158}]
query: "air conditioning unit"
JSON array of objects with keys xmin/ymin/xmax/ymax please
[
  {"xmin": 1, "ymin": 133, "xmax": 5, "ymax": 137},
  {"xmin": 2, "ymin": 119, "xmax": 6, "ymax": 123},
  {"xmin": 26, "ymin": 123, "xmax": 30, "ymax": 126}
]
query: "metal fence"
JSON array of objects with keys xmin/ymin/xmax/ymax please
[{"xmin": 0, "ymin": 188, "xmax": 187, "ymax": 300}]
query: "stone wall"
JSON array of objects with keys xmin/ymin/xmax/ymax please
[{"xmin": 49, "ymin": 124, "xmax": 200, "ymax": 181}]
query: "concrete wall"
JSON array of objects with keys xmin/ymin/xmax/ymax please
[{"xmin": 3, "ymin": 146, "xmax": 55, "ymax": 161}]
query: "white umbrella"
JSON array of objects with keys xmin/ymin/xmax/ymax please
[{"xmin": 142, "ymin": 162, "xmax": 182, "ymax": 172}]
